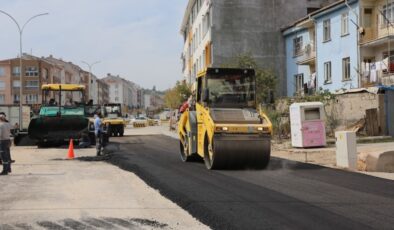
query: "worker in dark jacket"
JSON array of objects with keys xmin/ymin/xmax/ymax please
[{"xmin": 0, "ymin": 114, "xmax": 12, "ymax": 175}]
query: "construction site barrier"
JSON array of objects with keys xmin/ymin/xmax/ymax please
[{"xmin": 133, "ymin": 122, "xmax": 147, "ymax": 128}]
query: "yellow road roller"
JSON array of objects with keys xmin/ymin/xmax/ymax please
[
  {"xmin": 178, "ymin": 68, "xmax": 272, "ymax": 170},
  {"xmin": 102, "ymin": 103, "xmax": 127, "ymax": 137}
]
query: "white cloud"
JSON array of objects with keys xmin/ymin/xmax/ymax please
[{"xmin": 0, "ymin": 0, "xmax": 187, "ymax": 90}]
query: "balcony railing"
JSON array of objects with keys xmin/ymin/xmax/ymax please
[
  {"xmin": 295, "ymin": 43, "xmax": 316, "ymax": 64},
  {"xmin": 360, "ymin": 25, "xmax": 394, "ymax": 44}
]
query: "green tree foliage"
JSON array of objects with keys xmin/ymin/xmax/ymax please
[
  {"xmin": 224, "ymin": 53, "xmax": 277, "ymax": 104},
  {"xmin": 164, "ymin": 81, "xmax": 191, "ymax": 109}
]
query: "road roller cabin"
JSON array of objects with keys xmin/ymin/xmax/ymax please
[{"xmin": 178, "ymin": 68, "xmax": 272, "ymax": 170}]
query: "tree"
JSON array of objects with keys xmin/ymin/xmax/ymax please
[
  {"xmin": 164, "ymin": 81, "xmax": 191, "ymax": 109},
  {"xmin": 224, "ymin": 53, "xmax": 277, "ymax": 104}
]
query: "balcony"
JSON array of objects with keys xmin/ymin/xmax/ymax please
[
  {"xmin": 361, "ymin": 61, "xmax": 394, "ymax": 87},
  {"xmin": 295, "ymin": 43, "xmax": 316, "ymax": 65},
  {"xmin": 360, "ymin": 24, "xmax": 394, "ymax": 46}
]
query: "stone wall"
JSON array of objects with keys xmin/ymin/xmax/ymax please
[{"xmin": 275, "ymin": 92, "xmax": 386, "ymax": 136}]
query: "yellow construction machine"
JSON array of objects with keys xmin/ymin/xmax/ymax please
[
  {"xmin": 178, "ymin": 68, "xmax": 272, "ymax": 169},
  {"xmin": 102, "ymin": 103, "xmax": 127, "ymax": 136}
]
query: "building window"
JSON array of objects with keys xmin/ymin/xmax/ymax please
[
  {"xmin": 199, "ymin": 24, "xmax": 202, "ymax": 44},
  {"xmin": 324, "ymin": 62, "xmax": 332, "ymax": 83},
  {"xmin": 323, "ymin": 19, "xmax": 331, "ymax": 42},
  {"xmin": 25, "ymin": 66, "xmax": 38, "ymax": 76},
  {"xmin": 341, "ymin": 13, "xmax": 349, "ymax": 36},
  {"xmin": 26, "ymin": 94, "xmax": 38, "ymax": 104},
  {"xmin": 342, "ymin": 57, "xmax": 351, "ymax": 81},
  {"xmin": 12, "ymin": 66, "xmax": 20, "ymax": 76},
  {"xmin": 115, "ymin": 97, "xmax": 119, "ymax": 102},
  {"xmin": 382, "ymin": 3, "xmax": 394, "ymax": 26},
  {"xmin": 0, "ymin": 95, "xmax": 5, "ymax": 104},
  {"xmin": 0, "ymin": 81, "xmax": 5, "ymax": 90},
  {"xmin": 295, "ymin": 74, "xmax": 304, "ymax": 93},
  {"xmin": 364, "ymin": 8, "xmax": 372, "ymax": 27},
  {"xmin": 0, "ymin": 67, "xmax": 4, "ymax": 76},
  {"xmin": 14, "ymin": 94, "xmax": 19, "ymax": 103},
  {"xmin": 13, "ymin": 80, "xmax": 21, "ymax": 88},
  {"xmin": 293, "ymin": 36, "xmax": 303, "ymax": 56},
  {"xmin": 25, "ymin": 80, "xmax": 39, "ymax": 88},
  {"xmin": 203, "ymin": 10, "xmax": 211, "ymax": 37}
]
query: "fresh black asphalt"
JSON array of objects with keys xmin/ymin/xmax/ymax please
[{"xmin": 107, "ymin": 135, "xmax": 394, "ymax": 230}]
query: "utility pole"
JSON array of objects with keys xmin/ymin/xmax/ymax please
[{"xmin": 0, "ymin": 10, "xmax": 48, "ymax": 130}]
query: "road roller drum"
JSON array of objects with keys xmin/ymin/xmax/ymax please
[{"xmin": 204, "ymin": 134, "xmax": 271, "ymax": 169}]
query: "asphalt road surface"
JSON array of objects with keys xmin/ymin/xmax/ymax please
[{"xmin": 107, "ymin": 135, "xmax": 394, "ymax": 230}]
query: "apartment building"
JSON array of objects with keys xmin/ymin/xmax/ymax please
[
  {"xmin": 45, "ymin": 55, "xmax": 85, "ymax": 104},
  {"xmin": 180, "ymin": 0, "xmax": 337, "ymax": 96},
  {"xmin": 283, "ymin": 0, "xmax": 359, "ymax": 96},
  {"xmin": 0, "ymin": 54, "xmax": 61, "ymax": 105},
  {"xmin": 102, "ymin": 74, "xmax": 140, "ymax": 112},
  {"xmin": 0, "ymin": 54, "xmax": 110, "ymax": 106},
  {"xmin": 46, "ymin": 55, "xmax": 107, "ymax": 104},
  {"xmin": 359, "ymin": 0, "xmax": 394, "ymax": 86},
  {"xmin": 0, "ymin": 60, "xmax": 13, "ymax": 104},
  {"xmin": 97, "ymin": 79, "xmax": 109, "ymax": 104},
  {"xmin": 284, "ymin": 0, "xmax": 394, "ymax": 96}
]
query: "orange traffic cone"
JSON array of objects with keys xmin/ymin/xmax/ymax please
[{"xmin": 68, "ymin": 139, "xmax": 75, "ymax": 159}]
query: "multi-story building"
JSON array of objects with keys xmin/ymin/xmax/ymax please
[
  {"xmin": 284, "ymin": 0, "xmax": 394, "ymax": 96},
  {"xmin": 45, "ymin": 55, "xmax": 85, "ymax": 104},
  {"xmin": 359, "ymin": 0, "xmax": 394, "ymax": 87},
  {"xmin": 102, "ymin": 74, "xmax": 140, "ymax": 112},
  {"xmin": 0, "ymin": 59, "xmax": 14, "ymax": 104},
  {"xmin": 97, "ymin": 79, "xmax": 109, "ymax": 104},
  {"xmin": 137, "ymin": 88, "xmax": 144, "ymax": 109},
  {"xmin": 180, "ymin": 0, "xmax": 337, "ymax": 96},
  {"xmin": 46, "ymin": 55, "xmax": 106, "ymax": 104},
  {"xmin": 283, "ymin": 0, "xmax": 359, "ymax": 96},
  {"xmin": 0, "ymin": 54, "xmax": 61, "ymax": 105},
  {"xmin": 0, "ymin": 54, "xmax": 109, "ymax": 106}
]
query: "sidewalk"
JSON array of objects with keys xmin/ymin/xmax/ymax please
[{"xmin": 0, "ymin": 144, "xmax": 208, "ymax": 229}]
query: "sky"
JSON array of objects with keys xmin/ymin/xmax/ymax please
[{"xmin": 0, "ymin": 0, "xmax": 187, "ymax": 91}]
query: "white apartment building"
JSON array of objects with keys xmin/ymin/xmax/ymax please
[
  {"xmin": 102, "ymin": 74, "xmax": 140, "ymax": 111},
  {"xmin": 180, "ymin": 0, "xmax": 338, "ymax": 95},
  {"xmin": 180, "ymin": 0, "xmax": 213, "ymax": 84}
]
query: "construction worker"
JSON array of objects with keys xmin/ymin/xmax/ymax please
[
  {"xmin": 94, "ymin": 112, "xmax": 103, "ymax": 156},
  {"xmin": 0, "ymin": 112, "xmax": 14, "ymax": 166},
  {"xmin": 0, "ymin": 114, "xmax": 12, "ymax": 175}
]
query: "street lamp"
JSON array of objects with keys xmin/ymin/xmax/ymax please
[
  {"xmin": 81, "ymin": 61, "xmax": 100, "ymax": 103},
  {"xmin": 0, "ymin": 10, "xmax": 48, "ymax": 131}
]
